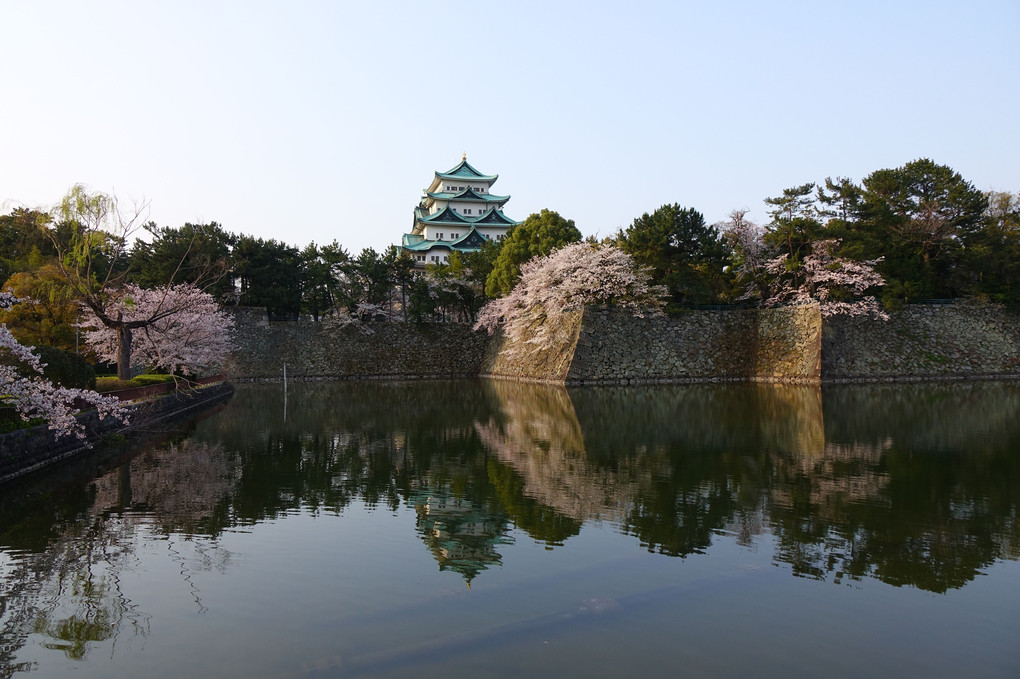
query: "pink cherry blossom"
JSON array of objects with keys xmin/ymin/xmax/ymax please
[
  {"xmin": 79, "ymin": 284, "xmax": 234, "ymax": 376},
  {"xmin": 2, "ymin": 292, "xmax": 128, "ymax": 439},
  {"xmin": 475, "ymin": 242, "xmax": 667, "ymax": 353},
  {"xmin": 763, "ymin": 239, "xmax": 888, "ymax": 319}
]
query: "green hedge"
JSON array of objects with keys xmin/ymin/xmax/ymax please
[
  {"xmin": 1, "ymin": 345, "xmax": 96, "ymax": 390},
  {"xmin": 95, "ymin": 374, "xmax": 177, "ymax": 392},
  {"xmin": 31, "ymin": 345, "xmax": 97, "ymax": 390}
]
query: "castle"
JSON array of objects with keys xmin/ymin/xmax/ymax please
[{"xmin": 401, "ymin": 155, "xmax": 520, "ymax": 268}]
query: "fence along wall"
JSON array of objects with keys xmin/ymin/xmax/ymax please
[{"xmin": 226, "ymin": 304, "xmax": 1020, "ymax": 384}]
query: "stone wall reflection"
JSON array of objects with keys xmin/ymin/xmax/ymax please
[{"xmin": 479, "ymin": 379, "xmax": 1020, "ymax": 591}]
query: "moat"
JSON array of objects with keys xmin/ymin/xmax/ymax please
[{"xmin": 2, "ymin": 380, "xmax": 1019, "ymax": 677}]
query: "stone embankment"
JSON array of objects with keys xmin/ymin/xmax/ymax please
[
  {"xmin": 225, "ymin": 307, "xmax": 489, "ymax": 380},
  {"xmin": 565, "ymin": 306, "xmax": 821, "ymax": 384},
  {"xmin": 822, "ymin": 303, "xmax": 1020, "ymax": 380},
  {"xmin": 225, "ymin": 304, "xmax": 1020, "ymax": 385},
  {"xmin": 0, "ymin": 382, "xmax": 234, "ymax": 484}
]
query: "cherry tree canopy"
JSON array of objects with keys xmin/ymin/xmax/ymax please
[
  {"xmin": 1, "ymin": 292, "xmax": 127, "ymax": 439},
  {"xmin": 763, "ymin": 239, "xmax": 888, "ymax": 319},
  {"xmin": 80, "ymin": 284, "xmax": 234, "ymax": 376},
  {"xmin": 475, "ymin": 242, "xmax": 666, "ymax": 353}
]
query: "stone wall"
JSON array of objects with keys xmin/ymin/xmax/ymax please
[
  {"xmin": 227, "ymin": 304, "xmax": 1020, "ymax": 385},
  {"xmin": 225, "ymin": 308, "xmax": 490, "ymax": 380},
  {"xmin": 822, "ymin": 303, "xmax": 1020, "ymax": 380},
  {"xmin": 552, "ymin": 306, "xmax": 819, "ymax": 384},
  {"xmin": 481, "ymin": 310, "xmax": 584, "ymax": 383}
]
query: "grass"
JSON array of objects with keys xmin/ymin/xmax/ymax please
[{"xmin": 94, "ymin": 374, "xmax": 178, "ymax": 393}]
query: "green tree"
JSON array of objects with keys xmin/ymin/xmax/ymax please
[
  {"xmin": 816, "ymin": 177, "xmax": 862, "ymax": 225},
  {"xmin": 765, "ymin": 182, "xmax": 817, "ymax": 223},
  {"xmin": 0, "ymin": 264, "xmax": 81, "ymax": 350},
  {"xmin": 299, "ymin": 242, "xmax": 334, "ymax": 321},
  {"xmin": 233, "ymin": 236, "xmax": 302, "ymax": 314},
  {"xmin": 385, "ymin": 245, "xmax": 417, "ymax": 321},
  {"xmin": 965, "ymin": 191, "xmax": 1020, "ymax": 305},
  {"xmin": 485, "ymin": 209, "xmax": 582, "ymax": 297},
  {"xmin": 763, "ymin": 183, "xmax": 823, "ymax": 260},
  {"xmin": 44, "ymin": 185, "xmax": 228, "ymax": 379},
  {"xmin": 857, "ymin": 158, "xmax": 988, "ymax": 301},
  {"xmin": 465, "ymin": 238, "xmax": 503, "ymax": 297},
  {"xmin": 0, "ymin": 208, "xmax": 57, "ymax": 282},
  {"xmin": 352, "ymin": 248, "xmax": 393, "ymax": 309},
  {"xmin": 617, "ymin": 203, "xmax": 731, "ymax": 306},
  {"xmin": 129, "ymin": 222, "xmax": 235, "ymax": 298}
]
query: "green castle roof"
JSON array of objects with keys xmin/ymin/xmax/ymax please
[
  {"xmin": 426, "ymin": 186, "xmax": 510, "ymax": 203},
  {"xmin": 414, "ymin": 205, "xmax": 520, "ymax": 227},
  {"xmin": 402, "ymin": 226, "xmax": 490, "ymax": 252},
  {"xmin": 435, "ymin": 157, "xmax": 498, "ymax": 183},
  {"xmin": 419, "ymin": 205, "xmax": 472, "ymax": 224},
  {"xmin": 473, "ymin": 207, "xmax": 519, "ymax": 225}
]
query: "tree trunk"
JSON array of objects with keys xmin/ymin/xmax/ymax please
[{"xmin": 116, "ymin": 325, "xmax": 132, "ymax": 381}]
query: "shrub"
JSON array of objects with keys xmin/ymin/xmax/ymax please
[
  {"xmin": 95, "ymin": 374, "xmax": 177, "ymax": 393},
  {"xmin": 31, "ymin": 345, "xmax": 97, "ymax": 390}
]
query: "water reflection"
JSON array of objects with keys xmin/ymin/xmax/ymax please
[{"xmin": 3, "ymin": 379, "xmax": 1020, "ymax": 671}]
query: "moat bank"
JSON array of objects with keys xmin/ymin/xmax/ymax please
[
  {"xmin": 0, "ymin": 382, "xmax": 234, "ymax": 484},
  {"xmin": 225, "ymin": 303, "xmax": 1020, "ymax": 384}
]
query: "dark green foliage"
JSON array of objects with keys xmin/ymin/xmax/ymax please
[
  {"xmin": 618, "ymin": 203, "xmax": 732, "ymax": 306},
  {"xmin": 387, "ymin": 246, "xmax": 418, "ymax": 321},
  {"xmin": 763, "ymin": 216, "xmax": 823, "ymax": 261},
  {"xmin": 764, "ymin": 182, "xmax": 817, "ymax": 223},
  {"xmin": 407, "ymin": 276, "xmax": 437, "ymax": 323},
  {"xmin": 963, "ymin": 191, "xmax": 1020, "ymax": 306},
  {"xmin": 29, "ymin": 346, "xmax": 96, "ymax": 390},
  {"xmin": 0, "ymin": 208, "xmax": 57, "ymax": 283},
  {"xmin": 485, "ymin": 209, "xmax": 582, "ymax": 297},
  {"xmin": 129, "ymin": 222, "xmax": 235, "ymax": 297},
  {"xmin": 763, "ymin": 183, "xmax": 824, "ymax": 260},
  {"xmin": 465, "ymin": 238, "xmax": 502, "ymax": 296},
  {"xmin": 816, "ymin": 177, "xmax": 862, "ymax": 223},
  {"xmin": 298, "ymin": 242, "xmax": 336, "ymax": 321},
  {"xmin": 352, "ymin": 248, "xmax": 394, "ymax": 308},
  {"xmin": 232, "ymin": 236, "xmax": 302, "ymax": 313},
  {"xmin": 855, "ymin": 158, "xmax": 988, "ymax": 301}
]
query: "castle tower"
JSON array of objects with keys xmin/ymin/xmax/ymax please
[{"xmin": 401, "ymin": 155, "xmax": 520, "ymax": 267}]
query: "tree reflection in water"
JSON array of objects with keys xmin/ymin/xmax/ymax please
[
  {"xmin": 199, "ymin": 378, "xmax": 1020, "ymax": 592},
  {"xmin": 0, "ymin": 438, "xmax": 235, "ymax": 672},
  {"xmin": 3, "ymin": 379, "xmax": 1020, "ymax": 671}
]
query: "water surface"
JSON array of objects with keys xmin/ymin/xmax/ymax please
[{"xmin": 2, "ymin": 380, "xmax": 1019, "ymax": 677}]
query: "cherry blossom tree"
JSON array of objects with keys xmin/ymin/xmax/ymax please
[
  {"xmin": 79, "ymin": 284, "xmax": 234, "ymax": 376},
  {"xmin": 320, "ymin": 301, "xmax": 401, "ymax": 334},
  {"xmin": 474, "ymin": 242, "xmax": 667, "ymax": 353},
  {"xmin": 1, "ymin": 292, "xmax": 127, "ymax": 439},
  {"xmin": 719, "ymin": 209, "xmax": 771, "ymax": 301},
  {"xmin": 47, "ymin": 185, "xmax": 227, "ymax": 379},
  {"xmin": 763, "ymin": 239, "xmax": 888, "ymax": 319}
]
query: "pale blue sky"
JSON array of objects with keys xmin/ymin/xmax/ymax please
[{"xmin": 2, "ymin": 0, "xmax": 1017, "ymax": 254}]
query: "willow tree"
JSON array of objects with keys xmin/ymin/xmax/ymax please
[{"xmin": 47, "ymin": 185, "xmax": 226, "ymax": 379}]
